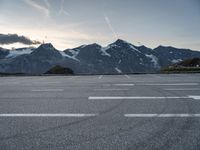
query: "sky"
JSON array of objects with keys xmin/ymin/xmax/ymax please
[{"xmin": 0, "ymin": 0, "xmax": 200, "ymax": 50}]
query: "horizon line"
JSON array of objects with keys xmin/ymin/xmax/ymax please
[{"xmin": 1, "ymin": 39, "xmax": 199, "ymax": 52}]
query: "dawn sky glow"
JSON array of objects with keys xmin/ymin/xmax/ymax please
[{"xmin": 0, "ymin": 0, "xmax": 200, "ymax": 50}]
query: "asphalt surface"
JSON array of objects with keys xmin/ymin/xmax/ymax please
[{"xmin": 0, "ymin": 74, "xmax": 200, "ymax": 150}]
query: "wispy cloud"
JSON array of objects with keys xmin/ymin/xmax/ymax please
[
  {"xmin": 23, "ymin": 0, "xmax": 50, "ymax": 17},
  {"xmin": 0, "ymin": 33, "xmax": 41, "ymax": 45},
  {"xmin": 44, "ymin": 0, "xmax": 51, "ymax": 9},
  {"xmin": 104, "ymin": 14, "xmax": 117, "ymax": 39},
  {"xmin": 59, "ymin": 0, "xmax": 70, "ymax": 16}
]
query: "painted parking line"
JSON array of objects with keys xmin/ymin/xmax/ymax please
[
  {"xmin": 103, "ymin": 83, "xmax": 198, "ymax": 87},
  {"xmin": 188, "ymin": 96, "xmax": 200, "ymax": 100},
  {"xmin": 94, "ymin": 89, "xmax": 129, "ymax": 91},
  {"xmin": 104, "ymin": 83, "xmax": 135, "ymax": 86},
  {"xmin": 89, "ymin": 96, "xmax": 188, "ymax": 100},
  {"xmin": 31, "ymin": 89, "xmax": 64, "ymax": 92},
  {"xmin": 124, "ymin": 114, "xmax": 200, "ymax": 117},
  {"xmin": 98, "ymin": 75, "xmax": 103, "ymax": 79},
  {"xmin": 0, "ymin": 113, "xmax": 97, "ymax": 117},
  {"xmin": 165, "ymin": 88, "xmax": 200, "ymax": 91},
  {"xmin": 114, "ymin": 84, "xmax": 135, "ymax": 86},
  {"xmin": 124, "ymin": 75, "xmax": 130, "ymax": 79},
  {"xmin": 88, "ymin": 96, "xmax": 200, "ymax": 100},
  {"xmin": 103, "ymin": 84, "xmax": 135, "ymax": 87},
  {"xmin": 140, "ymin": 83, "xmax": 199, "ymax": 86}
]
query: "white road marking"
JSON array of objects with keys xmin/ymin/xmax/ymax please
[
  {"xmin": 0, "ymin": 82, "xmax": 21, "ymax": 85},
  {"xmin": 165, "ymin": 88, "xmax": 200, "ymax": 91},
  {"xmin": 33, "ymin": 82, "xmax": 61, "ymax": 84},
  {"xmin": 114, "ymin": 84, "xmax": 135, "ymax": 86},
  {"xmin": 124, "ymin": 75, "xmax": 130, "ymax": 79},
  {"xmin": 0, "ymin": 113, "xmax": 97, "ymax": 117},
  {"xmin": 103, "ymin": 83, "xmax": 134, "ymax": 87},
  {"xmin": 188, "ymin": 96, "xmax": 200, "ymax": 100},
  {"xmin": 103, "ymin": 83, "xmax": 198, "ymax": 87},
  {"xmin": 88, "ymin": 96, "xmax": 189, "ymax": 100},
  {"xmin": 98, "ymin": 75, "xmax": 103, "ymax": 79},
  {"xmin": 125, "ymin": 114, "xmax": 200, "ymax": 117},
  {"xmin": 31, "ymin": 89, "xmax": 64, "ymax": 92},
  {"xmin": 94, "ymin": 89, "xmax": 129, "ymax": 91},
  {"xmin": 140, "ymin": 83, "xmax": 199, "ymax": 86}
]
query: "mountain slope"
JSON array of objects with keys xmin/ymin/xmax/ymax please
[
  {"xmin": 0, "ymin": 47, "xmax": 9, "ymax": 59},
  {"xmin": 0, "ymin": 40, "xmax": 200, "ymax": 74},
  {"xmin": 154, "ymin": 46, "xmax": 200, "ymax": 66},
  {"xmin": 63, "ymin": 39, "xmax": 160, "ymax": 74},
  {"xmin": 0, "ymin": 44, "xmax": 82, "ymax": 74}
]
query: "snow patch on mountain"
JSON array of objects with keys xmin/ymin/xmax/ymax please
[
  {"xmin": 129, "ymin": 44, "xmax": 141, "ymax": 53},
  {"xmin": 117, "ymin": 39, "xmax": 142, "ymax": 53},
  {"xmin": 109, "ymin": 43, "xmax": 120, "ymax": 48},
  {"xmin": 6, "ymin": 49, "xmax": 33, "ymax": 58},
  {"xmin": 60, "ymin": 51, "xmax": 80, "ymax": 62},
  {"xmin": 101, "ymin": 46, "xmax": 111, "ymax": 57},
  {"xmin": 68, "ymin": 49, "xmax": 80, "ymax": 58},
  {"xmin": 172, "ymin": 59, "xmax": 182, "ymax": 64},
  {"xmin": 63, "ymin": 47, "xmax": 82, "ymax": 61},
  {"xmin": 145, "ymin": 54, "xmax": 159, "ymax": 67},
  {"xmin": 115, "ymin": 67, "xmax": 122, "ymax": 73},
  {"xmin": 139, "ymin": 58, "xmax": 144, "ymax": 65}
]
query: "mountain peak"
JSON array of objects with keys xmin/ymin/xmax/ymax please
[
  {"xmin": 83, "ymin": 43, "xmax": 101, "ymax": 49},
  {"xmin": 39, "ymin": 43, "xmax": 55, "ymax": 50},
  {"xmin": 89, "ymin": 43, "xmax": 101, "ymax": 47},
  {"xmin": 109, "ymin": 39, "xmax": 140, "ymax": 51},
  {"xmin": 111, "ymin": 39, "xmax": 138, "ymax": 48},
  {"xmin": 114, "ymin": 39, "xmax": 129, "ymax": 45},
  {"xmin": 31, "ymin": 43, "xmax": 62, "ymax": 59},
  {"xmin": 138, "ymin": 45, "xmax": 148, "ymax": 49},
  {"xmin": 156, "ymin": 45, "xmax": 175, "ymax": 49}
]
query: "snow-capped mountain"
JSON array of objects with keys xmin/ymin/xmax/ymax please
[{"xmin": 0, "ymin": 39, "xmax": 200, "ymax": 74}]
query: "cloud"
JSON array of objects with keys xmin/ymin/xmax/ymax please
[
  {"xmin": 59, "ymin": 0, "xmax": 70, "ymax": 16},
  {"xmin": 44, "ymin": 0, "xmax": 51, "ymax": 9},
  {"xmin": 104, "ymin": 14, "xmax": 117, "ymax": 39},
  {"xmin": 23, "ymin": 0, "xmax": 50, "ymax": 17},
  {"xmin": 0, "ymin": 34, "xmax": 41, "ymax": 45}
]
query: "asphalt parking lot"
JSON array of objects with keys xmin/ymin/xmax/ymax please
[{"xmin": 0, "ymin": 74, "xmax": 200, "ymax": 150}]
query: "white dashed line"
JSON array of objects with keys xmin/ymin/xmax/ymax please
[
  {"xmin": 165, "ymin": 88, "xmax": 200, "ymax": 91},
  {"xmin": 124, "ymin": 75, "xmax": 130, "ymax": 79},
  {"xmin": 89, "ymin": 96, "xmax": 200, "ymax": 100},
  {"xmin": 94, "ymin": 89, "xmax": 129, "ymax": 91},
  {"xmin": 124, "ymin": 114, "xmax": 200, "ymax": 117},
  {"xmin": 0, "ymin": 113, "xmax": 97, "ymax": 117},
  {"xmin": 31, "ymin": 89, "xmax": 64, "ymax": 92},
  {"xmin": 188, "ymin": 96, "xmax": 200, "ymax": 100},
  {"xmin": 88, "ymin": 96, "xmax": 189, "ymax": 100},
  {"xmin": 140, "ymin": 83, "xmax": 199, "ymax": 86},
  {"xmin": 102, "ymin": 83, "xmax": 198, "ymax": 86},
  {"xmin": 114, "ymin": 84, "xmax": 135, "ymax": 86},
  {"xmin": 103, "ymin": 83, "xmax": 135, "ymax": 87},
  {"xmin": 98, "ymin": 75, "xmax": 103, "ymax": 79},
  {"xmin": 33, "ymin": 82, "xmax": 61, "ymax": 84}
]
